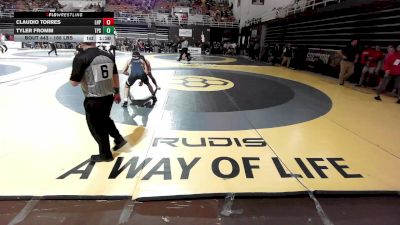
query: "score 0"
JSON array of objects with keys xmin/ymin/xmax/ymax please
[
  {"xmin": 103, "ymin": 26, "xmax": 115, "ymax": 34},
  {"xmin": 102, "ymin": 18, "xmax": 114, "ymax": 26}
]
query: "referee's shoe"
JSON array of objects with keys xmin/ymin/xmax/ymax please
[
  {"xmin": 91, "ymin": 154, "xmax": 113, "ymax": 162},
  {"xmin": 113, "ymin": 137, "xmax": 127, "ymax": 151}
]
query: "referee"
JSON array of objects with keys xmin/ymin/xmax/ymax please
[
  {"xmin": 70, "ymin": 42, "xmax": 127, "ymax": 162},
  {"xmin": 48, "ymin": 42, "xmax": 58, "ymax": 56},
  {"xmin": 177, "ymin": 38, "xmax": 191, "ymax": 62}
]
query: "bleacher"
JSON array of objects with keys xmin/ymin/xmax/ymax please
[
  {"xmin": 107, "ymin": 0, "xmax": 236, "ymax": 26},
  {"xmin": 261, "ymin": 0, "xmax": 345, "ymax": 22},
  {"xmin": 263, "ymin": 0, "xmax": 400, "ymax": 49},
  {"xmin": 115, "ymin": 25, "xmax": 168, "ymax": 40},
  {"xmin": 105, "ymin": 0, "xmax": 154, "ymax": 13},
  {"xmin": 0, "ymin": 0, "xmax": 238, "ymax": 28},
  {"xmin": 10, "ymin": 0, "xmax": 65, "ymax": 12},
  {"xmin": 58, "ymin": 0, "xmax": 105, "ymax": 11}
]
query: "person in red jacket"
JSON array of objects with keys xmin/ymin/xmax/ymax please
[
  {"xmin": 357, "ymin": 45, "xmax": 384, "ymax": 87},
  {"xmin": 374, "ymin": 45, "xmax": 400, "ymax": 103}
]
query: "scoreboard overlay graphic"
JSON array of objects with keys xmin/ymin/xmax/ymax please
[{"xmin": 13, "ymin": 12, "xmax": 115, "ymax": 42}]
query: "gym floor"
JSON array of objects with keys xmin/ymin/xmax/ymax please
[{"xmin": 0, "ymin": 49, "xmax": 399, "ymax": 224}]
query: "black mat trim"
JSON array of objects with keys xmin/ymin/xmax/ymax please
[
  {"xmin": 0, "ymin": 195, "xmax": 131, "ymax": 201},
  {"xmin": 0, "ymin": 191, "xmax": 398, "ymax": 201}
]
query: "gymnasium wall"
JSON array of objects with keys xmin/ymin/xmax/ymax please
[{"xmin": 229, "ymin": 0, "xmax": 293, "ymax": 28}]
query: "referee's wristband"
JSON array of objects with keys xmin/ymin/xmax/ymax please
[{"xmin": 114, "ymin": 87, "xmax": 120, "ymax": 94}]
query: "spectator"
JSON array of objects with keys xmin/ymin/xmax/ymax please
[
  {"xmin": 281, "ymin": 43, "xmax": 293, "ymax": 68},
  {"xmin": 338, "ymin": 38, "xmax": 359, "ymax": 85},
  {"xmin": 293, "ymin": 45, "xmax": 308, "ymax": 70},
  {"xmin": 268, "ymin": 44, "xmax": 281, "ymax": 65},
  {"xmin": 357, "ymin": 45, "xmax": 384, "ymax": 87},
  {"xmin": 254, "ymin": 42, "xmax": 260, "ymax": 60},
  {"xmin": 374, "ymin": 45, "xmax": 400, "ymax": 103}
]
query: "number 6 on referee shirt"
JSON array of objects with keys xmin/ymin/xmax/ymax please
[{"xmin": 92, "ymin": 63, "xmax": 113, "ymax": 82}]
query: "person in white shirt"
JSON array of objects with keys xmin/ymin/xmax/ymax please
[
  {"xmin": 178, "ymin": 38, "xmax": 191, "ymax": 61},
  {"xmin": 0, "ymin": 33, "xmax": 7, "ymax": 53}
]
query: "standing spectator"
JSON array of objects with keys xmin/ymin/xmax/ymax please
[
  {"xmin": 293, "ymin": 45, "xmax": 308, "ymax": 70},
  {"xmin": 248, "ymin": 41, "xmax": 254, "ymax": 59},
  {"xmin": 281, "ymin": 43, "xmax": 293, "ymax": 68},
  {"xmin": 231, "ymin": 42, "xmax": 237, "ymax": 55},
  {"xmin": 145, "ymin": 39, "xmax": 152, "ymax": 53},
  {"xmin": 374, "ymin": 45, "xmax": 400, "ymax": 103},
  {"xmin": 138, "ymin": 40, "xmax": 145, "ymax": 52},
  {"xmin": 351, "ymin": 44, "xmax": 369, "ymax": 84},
  {"xmin": 357, "ymin": 45, "xmax": 384, "ymax": 87},
  {"xmin": 223, "ymin": 42, "xmax": 229, "ymax": 55},
  {"xmin": 122, "ymin": 38, "xmax": 129, "ymax": 52},
  {"xmin": 356, "ymin": 45, "xmax": 372, "ymax": 86},
  {"xmin": 271, "ymin": 43, "xmax": 281, "ymax": 65},
  {"xmin": 0, "ymin": 33, "xmax": 7, "ymax": 53},
  {"xmin": 338, "ymin": 39, "xmax": 359, "ymax": 85},
  {"xmin": 254, "ymin": 42, "xmax": 260, "ymax": 60}
]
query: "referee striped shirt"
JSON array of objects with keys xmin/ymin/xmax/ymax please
[{"xmin": 70, "ymin": 48, "xmax": 117, "ymax": 97}]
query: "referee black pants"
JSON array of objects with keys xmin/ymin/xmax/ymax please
[
  {"xmin": 84, "ymin": 95, "xmax": 122, "ymax": 158},
  {"xmin": 48, "ymin": 47, "xmax": 57, "ymax": 55}
]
